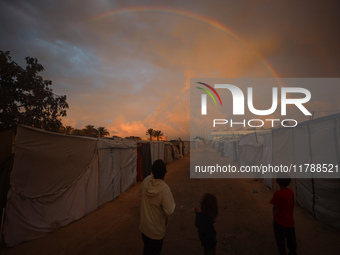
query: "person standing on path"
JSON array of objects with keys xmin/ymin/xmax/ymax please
[
  {"xmin": 270, "ymin": 173, "xmax": 297, "ymax": 255},
  {"xmin": 138, "ymin": 159, "xmax": 176, "ymax": 255},
  {"xmin": 194, "ymin": 193, "xmax": 218, "ymax": 255}
]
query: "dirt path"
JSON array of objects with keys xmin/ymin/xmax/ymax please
[{"xmin": 3, "ymin": 149, "xmax": 340, "ymax": 255}]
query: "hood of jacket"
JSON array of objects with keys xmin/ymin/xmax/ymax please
[{"xmin": 145, "ymin": 177, "xmax": 167, "ymax": 197}]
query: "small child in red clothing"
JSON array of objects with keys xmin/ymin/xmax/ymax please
[{"xmin": 270, "ymin": 173, "xmax": 297, "ymax": 255}]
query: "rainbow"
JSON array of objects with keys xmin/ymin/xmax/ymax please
[{"xmin": 88, "ymin": 6, "xmax": 285, "ymax": 86}]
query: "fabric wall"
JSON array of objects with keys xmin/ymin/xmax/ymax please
[
  {"xmin": 0, "ymin": 128, "xmax": 13, "ymax": 166},
  {"xmin": 120, "ymin": 147, "xmax": 137, "ymax": 193},
  {"xmin": 223, "ymin": 140, "xmax": 238, "ymax": 162},
  {"xmin": 0, "ymin": 129, "xmax": 14, "ymax": 210},
  {"xmin": 150, "ymin": 142, "xmax": 159, "ymax": 165},
  {"xmin": 238, "ymin": 144, "xmax": 263, "ymax": 167},
  {"xmin": 272, "ymin": 128, "xmax": 294, "ymax": 170},
  {"xmin": 262, "ymin": 133, "xmax": 273, "ymax": 188},
  {"xmin": 97, "ymin": 140, "xmax": 122, "ymax": 207},
  {"xmin": 273, "ymin": 114, "xmax": 340, "ymax": 229},
  {"xmin": 164, "ymin": 143, "xmax": 174, "ymax": 165},
  {"xmin": 158, "ymin": 142, "xmax": 165, "ymax": 162},
  {"xmin": 4, "ymin": 126, "xmax": 98, "ymax": 247},
  {"xmin": 97, "ymin": 139, "xmax": 137, "ymax": 205},
  {"xmin": 140, "ymin": 143, "xmax": 152, "ymax": 179},
  {"xmin": 137, "ymin": 146, "xmax": 143, "ymax": 182},
  {"xmin": 183, "ymin": 141, "xmax": 190, "ymax": 155}
]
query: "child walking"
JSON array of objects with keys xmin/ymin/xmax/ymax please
[
  {"xmin": 194, "ymin": 193, "xmax": 218, "ymax": 255},
  {"xmin": 270, "ymin": 173, "xmax": 297, "ymax": 255}
]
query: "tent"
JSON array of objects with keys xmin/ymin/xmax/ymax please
[
  {"xmin": 4, "ymin": 125, "xmax": 98, "ymax": 247},
  {"xmin": 0, "ymin": 129, "xmax": 14, "ymax": 211},
  {"xmin": 138, "ymin": 142, "xmax": 152, "ymax": 180},
  {"xmin": 272, "ymin": 113, "xmax": 340, "ymax": 229},
  {"xmin": 97, "ymin": 139, "xmax": 137, "ymax": 207},
  {"xmin": 183, "ymin": 141, "xmax": 190, "ymax": 155},
  {"xmin": 3, "ymin": 125, "xmax": 138, "ymax": 246},
  {"xmin": 238, "ymin": 133, "xmax": 263, "ymax": 171},
  {"xmin": 262, "ymin": 133, "xmax": 273, "ymax": 188},
  {"xmin": 164, "ymin": 142, "xmax": 174, "ymax": 164}
]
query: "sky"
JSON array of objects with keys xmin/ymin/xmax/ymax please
[{"xmin": 1, "ymin": 0, "xmax": 340, "ymax": 140}]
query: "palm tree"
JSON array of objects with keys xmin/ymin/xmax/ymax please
[
  {"xmin": 64, "ymin": 125, "xmax": 74, "ymax": 135},
  {"xmin": 72, "ymin": 128, "xmax": 83, "ymax": 136},
  {"xmin": 97, "ymin": 127, "xmax": 110, "ymax": 138},
  {"xmin": 82, "ymin": 125, "xmax": 98, "ymax": 137},
  {"xmin": 153, "ymin": 130, "xmax": 164, "ymax": 141},
  {"xmin": 146, "ymin": 128, "xmax": 154, "ymax": 141}
]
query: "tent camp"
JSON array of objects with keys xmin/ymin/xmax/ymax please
[
  {"xmin": 1, "ymin": 125, "xmax": 191, "ymax": 246},
  {"xmin": 211, "ymin": 114, "xmax": 340, "ymax": 229},
  {"xmin": 3, "ymin": 125, "xmax": 137, "ymax": 247},
  {"xmin": 272, "ymin": 113, "xmax": 340, "ymax": 229}
]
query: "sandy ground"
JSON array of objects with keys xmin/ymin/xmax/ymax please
[{"xmin": 2, "ymin": 145, "xmax": 340, "ymax": 255}]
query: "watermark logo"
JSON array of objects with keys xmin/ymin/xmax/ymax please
[
  {"xmin": 196, "ymin": 82, "xmax": 222, "ymax": 115},
  {"xmin": 198, "ymin": 83, "xmax": 312, "ymax": 117}
]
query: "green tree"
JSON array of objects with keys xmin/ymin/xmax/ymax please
[
  {"xmin": 146, "ymin": 128, "xmax": 154, "ymax": 141},
  {"xmin": 97, "ymin": 126, "xmax": 109, "ymax": 138},
  {"xmin": 0, "ymin": 51, "xmax": 68, "ymax": 131},
  {"xmin": 82, "ymin": 125, "xmax": 98, "ymax": 137},
  {"xmin": 153, "ymin": 130, "xmax": 164, "ymax": 141}
]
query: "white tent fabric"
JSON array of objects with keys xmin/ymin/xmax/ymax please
[
  {"xmin": 313, "ymin": 179, "xmax": 340, "ymax": 229},
  {"xmin": 272, "ymin": 128, "xmax": 294, "ymax": 170},
  {"xmin": 120, "ymin": 146, "xmax": 137, "ymax": 193},
  {"xmin": 97, "ymin": 139, "xmax": 137, "ymax": 205},
  {"xmin": 150, "ymin": 142, "xmax": 159, "ymax": 164},
  {"xmin": 183, "ymin": 141, "xmax": 190, "ymax": 155},
  {"xmin": 223, "ymin": 140, "xmax": 238, "ymax": 162},
  {"xmin": 157, "ymin": 142, "xmax": 165, "ymax": 162},
  {"xmin": 262, "ymin": 133, "xmax": 273, "ymax": 188},
  {"xmin": 238, "ymin": 144, "xmax": 263, "ymax": 167},
  {"xmin": 164, "ymin": 143, "xmax": 174, "ymax": 164},
  {"xmin": 238, "ymin": 133, "xmax": 263, "ymax": 168},
  {"xmin": 179, "ymin": 141, "xmax": 183, "ymax": 156},
  {"xmin": 172, "ymin": 143, "xmax": 181, "ymax": 159},
  {"xmin": 273, "ymin": 113, "xmax": 340, "ymax": 229},
  {"xmin": 238, "ymin": 132, "xmax": 257, "ymax": 146},
  {"xmin": 149, "ymin": 141, "xmax": 166, "ymax": 164},
  {"xmin": 4, "ymin": 125, "xmax": 99, "ymax": 247}
]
